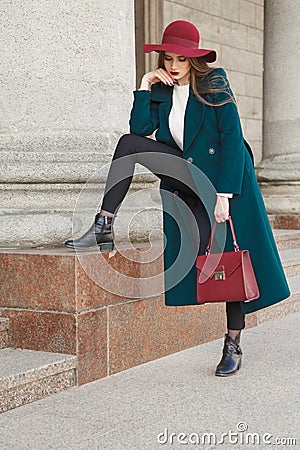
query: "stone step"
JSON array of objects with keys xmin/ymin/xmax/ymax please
[
  {"xmin": 273, "ymin": 229, "xmax": 300, "ymax": 251},
  {"xmin": 288, "ymin": 275, "xmax": 300, "ymax": 297},
  {"xmin": 280, "ymin": 248, "xmax": 300, "ymax": 278},
  {"xmin": 0, "ymin": 348, "xmax": 77, "ymax": 413},
  {"xmin": 268, "ymin": 213, "xmax": 300, "ymax": 230},
  {"xmin": 256, "ymin": 274, "xmax": 300, "ymax": 325},
  {"xmin": 0, "ymin": 318, "xmax": 9, "ymax": 350},
  {"xmin": 286, "ymin": 274, "xmax": 300, "ymax": 310}
]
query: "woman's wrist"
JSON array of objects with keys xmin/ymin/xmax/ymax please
[{"xmin": 138, "ymin": 76, "xmax": 151, "ymax": 91}]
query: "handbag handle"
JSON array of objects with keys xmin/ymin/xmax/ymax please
[{"xmin": 205, "ymin": 216, "xmax": 240, "ymax": 255}]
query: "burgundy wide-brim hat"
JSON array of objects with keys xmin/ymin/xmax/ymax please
[{"xmin": 143, "ymin": 20, "xmax": 216, "ymax": 63}]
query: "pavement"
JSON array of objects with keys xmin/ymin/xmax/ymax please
[{"xmin": 0, "ymin": 312, "xmax": 299, "ymax": 450}]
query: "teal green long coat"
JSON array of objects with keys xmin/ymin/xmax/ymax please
[{"xmin": 129, "ymin": 68, "xmax": 290, "ymax": 314}]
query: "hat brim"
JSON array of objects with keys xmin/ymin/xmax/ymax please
[{"xmin": 142, "ymin": 43, "xmax": 217, "ymax": 63}]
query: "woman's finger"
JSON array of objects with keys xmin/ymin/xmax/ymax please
[
  {"xmin": 215, "ymin": 207, "xmax": 229, "ymax": 221},
  {"xmin": 156, "ymin": 69, "xmax": 174, "ymax": 85}
]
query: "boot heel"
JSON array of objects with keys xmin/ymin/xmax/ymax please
[
  {"xmin": 215, "ymin": 333, "xmax": 242, "ymax": 376},
  {"xmin": 99, "ymin": 242, "xmax": 114, "ymax": 252}
]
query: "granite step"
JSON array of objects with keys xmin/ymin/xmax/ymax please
[
  {"xmin": 280, "ymin": 247, "xmax": 300, "ymax": 278},
  {"xmin": 256, "ymin": 274, "xmax": 300, "ymax": 324},
  {"xmin": 288, "ymin": 275, "xmax": 300, "ymax": 300},
  {"xmin": 273, "ymin": 229, "xmax": 300, "ymax": 251},
  {"xmin": 288, "ymin": 275, "xmax": 300, "ymax": 309},
  {"xmin": 0, "ymin": 348, "xmax": 77, "ymax": 413},
  {"xmin": 268, "ymin": 213, "xmax": 300, "ymax": 230},
  {"xmin": 0, "ymin": 318, "xmax": 9, "ymax": 350}
]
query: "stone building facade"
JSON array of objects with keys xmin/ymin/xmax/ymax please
[
  {"xmin": 165, "ymin": 0, "xmax": 264, "ymax": 163},
  {"xmin": 0, "ymin": 0, "xmax": 299, "ymax": 248}
]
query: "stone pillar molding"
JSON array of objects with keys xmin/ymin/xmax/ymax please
[{"xmin": 257, "ymin": 0, "xmax": 300, "ymax": 220}]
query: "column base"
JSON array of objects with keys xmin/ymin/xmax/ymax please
[
  {"xmin": 0, "ymin": 179, "xmax": 162, "ymax": 248},
  {"xmin": 0, "ymin": 149, "xmax": 163, "ymax": 248},
  {"xmin": 257, "ymin": 154, "xmax": 300, "ymax": 228}
]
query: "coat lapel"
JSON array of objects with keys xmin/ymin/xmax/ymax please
[
  {"xmin": 183, "ymin": 88, "xmax": 206, "ymax": 152},
  {"xmin": 159, "ymin": 84, "xmax": 206, "ymax": 152}
]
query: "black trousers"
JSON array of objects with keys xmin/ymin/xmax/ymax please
[{"xmin": 101, "ymin": 133, "xmax": 245, "ymax": 330}]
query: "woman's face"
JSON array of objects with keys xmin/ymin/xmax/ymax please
[{"xmin": 163, "ymin": 52, "xmax": 191, "ymax": 85}]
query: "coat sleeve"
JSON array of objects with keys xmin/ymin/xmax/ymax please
[
  {"xmin": 129, "ymin": 86, "xmax": 160, "ymax": 136},
  {"xmin": 212, "ymin": 69, "xmax": 245, "ymax": 195}
]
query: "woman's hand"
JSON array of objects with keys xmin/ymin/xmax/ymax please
[
  {"xmin": 139, "ymin": 69, "xmax": 175, "ymax": 90},
  {"xmin": 214, "ymin": 195, "xmax": 230, "ymax": 223}
]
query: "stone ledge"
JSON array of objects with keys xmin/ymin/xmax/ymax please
[
  {"xmin": 0, "ymin": 349, "xmax": 77, "ymax": 390},
  {"xmin": 263, "ymin": 197, "xmax": 300, "ymax": 215},
  {"xmin": 269, "ymin": 214, "xmax": 300, "ymax": 230},
  {"xmin": 0, "ymin": 369, "xmax": 76, "ymax": 414},
  {"xmin": 0, "ymin": 349, "xmax": 77, "ymax": 413},
  {"xmin": 280, "ymin": 248, "xmax": 300, "ymax": 277},
  {"xmin": 272, "ymin": 229, "xmax": 300, "ymax": 249},
  {"xmin": 0, "ymin": 234, "xmax": 299, "ymax": 386}
]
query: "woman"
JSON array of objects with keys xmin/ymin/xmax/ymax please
[{"xmin": 65, "ymin": 20, "xmax": 290, "ymax": 376}]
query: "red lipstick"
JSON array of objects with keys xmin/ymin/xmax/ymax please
[{"xmin": 170, "ymin": 71, "xmax": 179, "ymax": 76}]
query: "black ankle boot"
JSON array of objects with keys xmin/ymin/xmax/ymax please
[
  {"xmin": 65, "ymin": 213, "xmax": 114, "ymax": 251},
  {"xmin": 215, "ymin": 333, "xmax": 242, "ymax": 377}
]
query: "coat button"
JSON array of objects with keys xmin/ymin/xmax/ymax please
[
  {"xmin": 187, "ymin": 157, "xmax": 193, "ymax": 163},
  {"xmin": 173, "ymin": 190, "xmax": 179, "ymax": 196},
  {"xmin": 208, "ymin": 147, "xmax": 215, "ymax": 155}
]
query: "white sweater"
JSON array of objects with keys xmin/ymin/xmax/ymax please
[{"xmin": 168, "ymin": 83, "xmax": 233, "ymax": 198}]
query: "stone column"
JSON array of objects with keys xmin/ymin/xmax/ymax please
[
  {"xmin": 0, "ymin": 0, "xmax": 161, "ymax": 248},
  {"xmin": 256, "ymin": 0, "xmax": 300, "ymax": 226},
  {"xmin": 135, "ymin": 0, "xmax": 164, "ymax": 86},
  {"xmin": 144, "ymin": 0, "xmax": 164, "ymax": 73}
]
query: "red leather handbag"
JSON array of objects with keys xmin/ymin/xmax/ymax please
[{"xmin": 196, "ymin": 216, "xmax": 259, "ymax": 304}]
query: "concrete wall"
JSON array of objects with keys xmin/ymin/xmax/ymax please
[{"xmin": 164, "ymin": 0, "xmax": 264, "ymax": 164}]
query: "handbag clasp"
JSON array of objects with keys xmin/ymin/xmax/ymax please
[{"xmin": 214, "ymin": 270, "xmax": 225, "ymax": 280}]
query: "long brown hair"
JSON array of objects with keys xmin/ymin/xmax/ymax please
[{"xmin": 157, "ymin": 51, "xmax": 235, "ymax": 106}]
